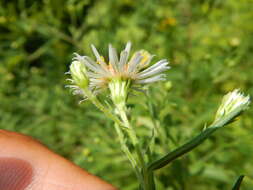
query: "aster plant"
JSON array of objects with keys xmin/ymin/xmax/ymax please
[{"xmin": 66, "ymin": 42, "xmax": 250, "ymax": 190}]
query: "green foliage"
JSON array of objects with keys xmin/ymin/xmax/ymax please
[{"xmin": 0, "ymin": 0, "xmax": 253, "ymax": 189}]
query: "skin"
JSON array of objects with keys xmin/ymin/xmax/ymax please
[{"xmin": 0, "ymin": 129, "xmax": 117, "ymax": 190}]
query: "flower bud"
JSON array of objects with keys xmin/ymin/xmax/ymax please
[
  {"xmin": 214, "ymin": 89, "xmax": 250, "ymax": 122},
  {"xmin": 70, "ymin": 60, "xmax": 89, "ymax": 89}
]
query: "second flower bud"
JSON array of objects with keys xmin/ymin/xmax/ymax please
[{"xmin": 70, "ymin": 60, "xmax": 89, "ymax": 89}]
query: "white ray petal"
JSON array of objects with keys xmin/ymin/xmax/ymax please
[
  {"xmin": 83, "ymin": 56, "xmax": 108, "ymax": 76},
  {"xmin": 73, "ymin": 89, "xmax": 84, "ymax": 95},
  {"xmin": 127, "ymin": 52, "xmax": 143, "ymax": 73},
  {"xmin": 90, "ymin": 44, "xmax": 101, "ymax": 60},
  {"xmin": 109, "ymin": 44, "xmax": 119, "ymax": 72},
  {"xmin": 139, "ymin": 59, "xmax": 168, "ymax": 75},
  {"xmin": 86, "ymin": 71, "xmax": 105, "ymax": 78},
  {"xmin": 119, "ymin": 50, "xmax": 128, "ymax": 72},
  {"xmin": 135, "ymin": 74, "xmax": 166, "ymax": 84},
  {"xmin": 90, "ymin": 44, "xmax": 108, "ymax": 69},
  {"xmin": 137, "ymin": 65, "xmax": 170, "ymax": 79},
  {"xmin": 125, "ymin": 42, "xmax": 131, "ymax": 58},
  {"xmin": 65, "ymin": 85, "xmax": 80, "ymax": 91}
]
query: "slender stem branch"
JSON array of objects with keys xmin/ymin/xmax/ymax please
[
  {"xmin": 119, "ymin": 109, "xmax": 145, "ymax": 167},
  {"xmin": 84, "ymin": 89, "xmax": 126, "ymax": 128},
  {"xmin": 114, "ymin": 123, "xmax": 141, "ymax": 179},
  {"xmin": 118, "ymin": 108, "xmax": 155, "ymax": 190},
  {"xmin": 148, "ymin": 106, "xmax": 245, "ymax": 171},
  {"xmin": 148, "ymin": 127, "xmax": 218, "ymax": 171}
]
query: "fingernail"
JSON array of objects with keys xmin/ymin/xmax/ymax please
[{"xmin": 0, "ymin": 157, "xmax": 34, "ymax": 190}]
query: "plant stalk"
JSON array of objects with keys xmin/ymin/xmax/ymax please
[{"xmin": 119, "ymin": 108, "xmax": 155, "ymax": 190}]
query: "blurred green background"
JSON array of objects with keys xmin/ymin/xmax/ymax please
[{"xmin": 0, "ymin": 0, "xmax": 253, "ymax": 189}]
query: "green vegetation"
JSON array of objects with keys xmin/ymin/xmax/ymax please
[{"xmin": 0, "ymin": 0, "xmax": 253, "ymax": 189}]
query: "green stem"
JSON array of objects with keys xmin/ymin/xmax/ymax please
[
  {"xmin": 85, "ymin": 89, "xmax": 153, "ymax": 188},
  {"xmin": 119, "ymin": 108, "xmax": 155, "ymax": 190},
  {"xmin": 148, "ymin": 126, "xmax": 218, "ymax": 171},
  {"xmin": 114, "ymin": 123, "xmax": 141, "ymax": 179},
  {"xmin": 148, "ymin": 105, "xmax": 246, "ymax": 171},
  {"xmin": 83, "ymin": 89, "xmax": 126, "ymax": 128},
  {"xmin": 119, "ymin": 109, "xmax": 145, "ymax": 166}
]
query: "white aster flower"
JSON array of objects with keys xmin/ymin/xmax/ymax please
[
  {"xmin": 214, "ymin": 89, "xmax": 250, "ymax": 122},
  {"xmin": 66, "ymin": 42, "xmax": 170, "ymax": 102}
]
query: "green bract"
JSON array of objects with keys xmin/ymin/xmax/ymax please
[{"xmin": 109, "ymin": 79, "xmax": 130, "ymax": 111}]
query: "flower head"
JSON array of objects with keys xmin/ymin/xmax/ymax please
[
  {"xmin": 70, "ymin": 60, "xmax": 89, "ymax": 89},
  {"xmin": 67, "ymin": 42, "xmax": 170, "ymax": 101},
  {"xmin": 214, "ymin": 89, "xmax": 250, "ymax": 122},
  {"xmin": 65, "ymin": 60, "xmax": 89, "ymax": 99}
]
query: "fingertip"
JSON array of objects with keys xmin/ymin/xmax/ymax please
[{"xmin": 0, "ymin": 157, "xmax": 34, "ymax": 190}]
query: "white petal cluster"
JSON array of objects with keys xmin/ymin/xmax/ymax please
[{"xmin": 66, "ymin": 42, "xmax": 170, "ymax": 99}]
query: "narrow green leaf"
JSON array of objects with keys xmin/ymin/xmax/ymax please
[{"xmin": 232, "ymin": 175, "xmax": 244, "ymax": 190}]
